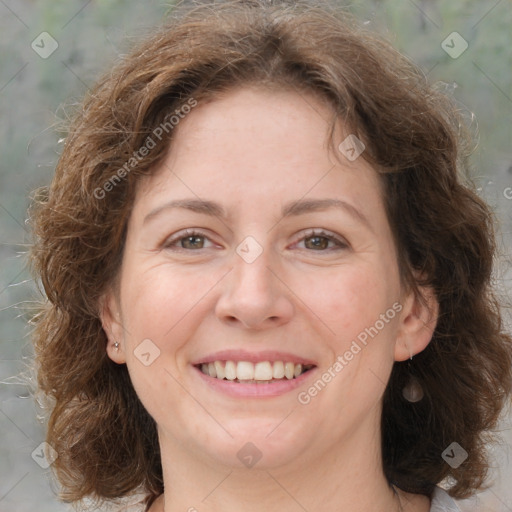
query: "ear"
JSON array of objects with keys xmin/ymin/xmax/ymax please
[
  {"xmin": 394, "ymin": 284, "xmax": 439, "ymax": 362},
  {"xmin": 98, "ymin": 289, "xmax": 127, "ymax": 364}
]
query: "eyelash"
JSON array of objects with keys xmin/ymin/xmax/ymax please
[
  {"xmin": 162, "ymin": 228, "xmax": 349, "ymax": 252},
  {"xmin": 292, "ymin": 229, "xmax": 349, "ymax": 251}
]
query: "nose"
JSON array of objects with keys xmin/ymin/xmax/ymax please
[{"xmin": 215, "ymin": 247, "xmax": 294, "ymax": 330}]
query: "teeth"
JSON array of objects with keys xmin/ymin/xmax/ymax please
[
  {"xmin": 272, "ymin": 361, "xmax": 285, "ymax": 379},
  {"xmin": 254, "ymin": 361, "xmax": 273, "ymax": 380},
  {"xmin": 225, "ymin": 360, "xmax": 237, "ymax": 380},
  {"xmin": 198, "ymin": 360, "xmax": 312, "ymax": 381},
  {"xmin": 236, "ymin": 361, "xmax": 254, "ymax": 380},
  {"xmin": 214, "ymin": 360, "xmax": 225, "ymax": 379},
  {"xmin": 284, "ymin": 362, "xmax": 295, "ymax": 380}
]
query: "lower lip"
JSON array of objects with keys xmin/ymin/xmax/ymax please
[{"xmin": 192, "ymin": 365, "xmax": 317, "ymax": 397}]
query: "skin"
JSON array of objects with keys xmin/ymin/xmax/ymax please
[{"xmin": 101, "ymin": 86, "xmax": 437, "ymax": 512}]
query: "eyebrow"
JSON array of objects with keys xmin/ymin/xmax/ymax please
[
  {"xmin": 143, "ymin": 197, "xmax": 372, "ymax": 231},
  {"xmin": 143, "ymin": 199, "xmax": 225, "ymax": 225},
  {"xmin": 281, "ymin": 198, "xmax": 372, "ymax": 231}
]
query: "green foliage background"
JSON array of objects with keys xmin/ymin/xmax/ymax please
[{"xmin": 0, "ymin": 1, "xmax": 510, "ymax": 510}]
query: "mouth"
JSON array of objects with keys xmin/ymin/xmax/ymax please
[{"xmin": 194, "ymin": 360, "xmax": 316, "ymax": 383}]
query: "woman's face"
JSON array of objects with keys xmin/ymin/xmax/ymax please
[{"xmin": 102, "ymin": 86, "xmax": 435, "ymax": 471}]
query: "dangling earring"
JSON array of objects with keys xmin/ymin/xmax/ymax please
[
  {"xmin": 114, "ymin": 341, "xmax": 120, "ymax": 351},
  {"xmin": 402, "ymin": 356, "xmax": 424, "ymax": 403}
]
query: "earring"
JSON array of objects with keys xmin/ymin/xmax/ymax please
[
  {"xmin": 114, "ymin": 341, "xmax": 120, "ymax": 351},
  {"xmin": 402, "ymin": 358, "xmax": 424, "ymax": 403}
]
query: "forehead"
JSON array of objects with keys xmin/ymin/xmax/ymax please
[
  {"xmin": 134, "ymin": 86, "xmax": 383, "ymax": 216},
  {"xmin": 166, "ymin": 86, "xmax": 340, "ymax": 167}
]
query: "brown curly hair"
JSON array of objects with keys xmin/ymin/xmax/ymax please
[{"xmin": 29, "ymin": 0, "xmax": 512, "ymax": 508}]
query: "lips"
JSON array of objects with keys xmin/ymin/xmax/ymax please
[
  {"xmin": 192, "ymin": 363, "xmax": 317, "ymax": 397},
  {"xmin": 191, "ymin": 349, "xmax": 317, "ymax": 367},
  {"xmin": 196, "ymin": 360, "xmax": 315, "ymax": 382},
  {"xmin": 190, "ymin": 350, "xmax": 318, "ymax": 393}
]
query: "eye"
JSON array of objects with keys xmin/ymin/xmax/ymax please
[
  {"xmin": 294, "ymin": 229, "xmax": 348, "ymax": 251},
  {"xmin": 163, "ymin": 229, "xmax": 215, "ymax": 250}
]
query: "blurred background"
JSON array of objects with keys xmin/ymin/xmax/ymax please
[{"xmin": 0, "ymin": 0, "xmax": 511, "ymax": 510}]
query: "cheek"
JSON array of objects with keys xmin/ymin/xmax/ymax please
[
  {"xmin": 118, "ymin": 265, "xmax": 211, "ymax": 417},
  {"xmin": 298, "ymin": 264, "xmax": 400, "ymax": 420},
  {"xmin": 120, "ymin": 262, "xmax": 214, "ymax": 342},
  {"xmin": 301, "ymin": 263, "xmax": 395, "ymax": 340}
]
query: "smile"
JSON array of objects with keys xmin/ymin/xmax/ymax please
[
  {"xmin": 196, "ymin": 360, "xmax": 315, "ymax": 382},
  {"xmin": 192, "ymin": 360, "xmax": 318, "ymax": 397}
]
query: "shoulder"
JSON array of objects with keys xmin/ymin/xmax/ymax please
[
  {"xmin": 121, "ymin": 503, "xmax": 147, "ymax": 512},
  {"xmin": 430, "ymin": 487, "xmax": 461, "ymax": 512},
  {"xmin": 107, "ymin": 495, "xmax": 147, "ymax": 512},
  {"xmin": 114, "ymin": 505, "xmax": 146, "ymax": 512}
]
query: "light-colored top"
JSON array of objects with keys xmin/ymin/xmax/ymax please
[
  {"xmin": 430, "ymin": 486, "xmax": 461, "ymax": 511},
  {"xmin": 122, "ymin": 486, "xmax": 460, "ymax": 511}
]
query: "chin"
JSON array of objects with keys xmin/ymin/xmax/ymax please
[{"xmin": 195, "ymin": 419, "xmax": 315, "ymax": 470}]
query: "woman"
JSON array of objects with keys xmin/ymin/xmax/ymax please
[{"xmin": 29, "ymin": 1, "xmax": 512, "ymax": 511}]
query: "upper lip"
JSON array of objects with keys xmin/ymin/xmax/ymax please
[{"xmin": 191, "ymin": 349, "xmax": 317, "ymax": 366}]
